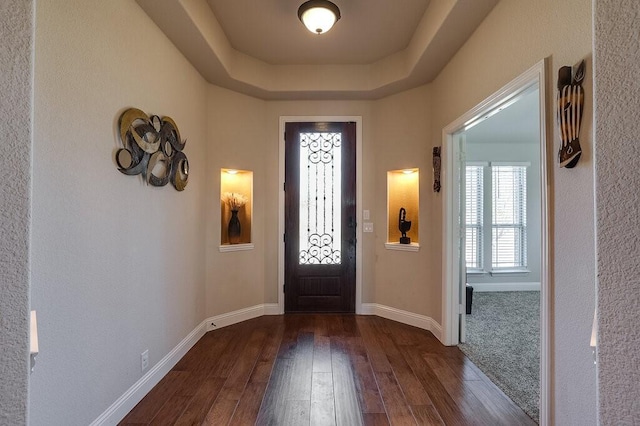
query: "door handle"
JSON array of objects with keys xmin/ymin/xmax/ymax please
[{"xmin": 348, "ymin": 238, "xmax": 357, "ymax": 260}]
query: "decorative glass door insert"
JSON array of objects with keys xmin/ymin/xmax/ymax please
[{"xmin": 298, "ymin": 132, "xmax": 342, "ymax": 265}]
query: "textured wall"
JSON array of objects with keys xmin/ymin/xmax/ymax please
[
  {"xmin": 30, "ymin": 0, "xmax": 208, "ymax": 424},
  {"xmin": 0, "ymin": 0, "xmax": 33, "ymax": 424},
  {"xmin": 594, "ymin": 0, "xmax": 640, "ymax": 423}
]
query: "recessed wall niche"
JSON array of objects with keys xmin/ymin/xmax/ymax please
[
  {"xmin": 220, "ymin": 169, "xmax": 253, "ymax": 251},
  {"xmin": 386, "ymin": 168, "xmax": 420, "ymax": 251}
]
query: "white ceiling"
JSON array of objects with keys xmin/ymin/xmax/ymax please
[
  {"xmin": 136, "ymin": 0, "xmax": 499, "ymax": 100},
  {"xmin": 466, "ymin": 88, "xmax": 540, "ymax": 145}
]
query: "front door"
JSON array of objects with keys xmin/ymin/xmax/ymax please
[{"xmin": 284, "ymin": 122, "xmax": 356, "ymax": 312}]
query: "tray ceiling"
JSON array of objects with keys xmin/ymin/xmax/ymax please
[{"xmin": 136, "ymin": 0, "xmax": 499, "ymax": 99}]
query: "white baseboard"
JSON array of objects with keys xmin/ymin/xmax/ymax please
[
  {"xmin": 92, "ymin": 303, "xmax": 281, "ymax": 425},
  {"xmin": 205, "ymin": 303, "xmax": 281, "ymax": 332},
  {"xmin": 263, "ymin": 303, "xmax": 281, "ymax": 315},
  {"xmin": 470, "ymin": 282, "xmax": 540, "ymax": 292},
  {"xmin": 360, "ymin": 303, "xmax": 443, "ymax": 343},
  {"xmin": 89, "ymin": 319, "xmax": 208, "ymax": 426}
]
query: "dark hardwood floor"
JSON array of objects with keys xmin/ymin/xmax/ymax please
[{"xmin": 119, "ymin": 315, "xmax": 536, "ymax": 425}]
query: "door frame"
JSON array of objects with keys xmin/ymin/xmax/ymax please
[
  {"xmin": 441, "ymin": 59, "xmax": 550, "ymax": 425},
  {"xmin": 278, "ymin": 116, "xmax": 363, "ymax": 314}
]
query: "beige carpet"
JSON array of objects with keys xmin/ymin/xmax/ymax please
[{"xmin": 458, "ymin": 291, "xmax": 540, "ymax": 423}]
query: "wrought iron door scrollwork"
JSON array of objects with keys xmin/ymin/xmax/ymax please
[
  {"xmin": 299, "ymin": 131, "xmax": 342, "ymax": 265},
  {"xmin": 299, "ymin": 233, "xmax": 341, "ymax": 264},
  {"xmin": 300, "ymin": 132, "xmax": 341, "ymax": 164}
]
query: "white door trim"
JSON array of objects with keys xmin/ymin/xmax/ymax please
[
  {"xmin": 278, "ymin": 116, "xmax": 363, "ymax": 314},
  {"xmin": 441, "ymin": 59, "xmax": 550, "ymax": 425}
]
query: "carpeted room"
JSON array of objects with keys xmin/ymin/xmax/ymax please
[{"xmin": 460, "ymin": 291, "xmax": 540, "ymax": 422}]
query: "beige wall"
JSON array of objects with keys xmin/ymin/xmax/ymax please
[
  {"xmin": 206, "ymin": 86, "xmax": 266, "ymax": 315},
  {"xmin": 429, "ymin": 0, "xmax": 596, "ymax": 423},
  {"xmin": 30, "ymin": 1, "xmax": 208, "ymax": 424},
  {"xmin": 371, "ymin": 86, "xmax": 437, "ymax": 317}
]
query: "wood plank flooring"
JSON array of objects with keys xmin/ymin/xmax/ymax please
[{"xmin": 120, "ymin": 315, "xmax": 536, "ymax": 425}]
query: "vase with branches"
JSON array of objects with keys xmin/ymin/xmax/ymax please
[{"xmin": 221, "ymin": 192, "xmax": 248, "ymax": 244}]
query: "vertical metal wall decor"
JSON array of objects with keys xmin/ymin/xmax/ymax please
[
  {"xmin": 115, "ymin": 108, "xmax": 189, "ymax": 191},
  {"xmin": 433, "ymin": 146, "xmax": 441, "ymax": 192},
  {"xmin": 299, "ymin": 132, "xmax": 342, "ymax": 265},
  {"xmin": 557, "ymin": 60, "xmax": 586, "ymax": 168}
]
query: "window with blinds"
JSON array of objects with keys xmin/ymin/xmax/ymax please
[
  {"xmin": 491, "ymin": 165, "xmax": 527, "ymax": 269},
  {"xmin": 465, "ymin": 165, "xmax": 484, "ymax": 270},
  {"xmin": 464, "ymin": 162, "xmax": 528, "ymax": 273}
]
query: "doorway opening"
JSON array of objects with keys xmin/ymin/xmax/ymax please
[{"xmin": 442, "ymin": 60, "xmax": 550, "ymax": 424}]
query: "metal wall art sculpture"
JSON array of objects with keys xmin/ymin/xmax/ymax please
[
  {"xmin": 115, "ymin": 108, "xmax": 189, "ymax": 191},
  {"xmin": 557, "ymin": 60, "xmax": 586, "ymax": 168}
]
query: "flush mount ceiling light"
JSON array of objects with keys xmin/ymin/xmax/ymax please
[{"xmin": 298, "ymin": 0, "xmax": 341, "ymax": 35}]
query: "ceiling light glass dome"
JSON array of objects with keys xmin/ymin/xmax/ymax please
[{"xmin": 298, "ymin": 0, "xmax": 341, "ymax": 35}]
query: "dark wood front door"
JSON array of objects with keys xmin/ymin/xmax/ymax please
[{"xmin": 285, "ymin": 122, "xmax": 356, "ymax": 312}]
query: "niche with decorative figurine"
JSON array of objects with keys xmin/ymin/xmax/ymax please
[
  {"xmin": 220, "ymin": 168, "xmax": 253, "ymax": 251},
  {"xmin": 386, "ymin": 169, "xmax": 420, "ymax": 251}
]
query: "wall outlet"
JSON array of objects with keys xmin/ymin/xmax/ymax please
[
  {"xmin": 141, "ymin": 349, "xmax": 149, "ymax": 372},
  {"xmin": 363, "ymin": 222, "xmax": 374, "ymax": 233}
]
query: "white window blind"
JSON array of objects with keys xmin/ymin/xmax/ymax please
[
  {"xmin": 465, "ymin": 165, "xmax": 484, "ymax": 270},
  {"xmin": 491, "ymin": 165, "xmax": 527, "ymax": 269}
]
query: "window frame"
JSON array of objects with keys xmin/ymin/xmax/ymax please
[{"xmin": 463, "ymin": 161, "xmax": 529, "ymax": 274}]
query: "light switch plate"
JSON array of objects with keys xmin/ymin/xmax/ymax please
[
  {"xmin": 363, "ymin": 222, "xmax": 374, "ymax": 233},
  {"xmin": 363, "ymin": 210, "xmax": 370, "ymax": 220}
]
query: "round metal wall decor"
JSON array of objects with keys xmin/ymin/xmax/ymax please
[{"xmin": 115, "ymin": 108, "xmax": 189, "ymax": 191}]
